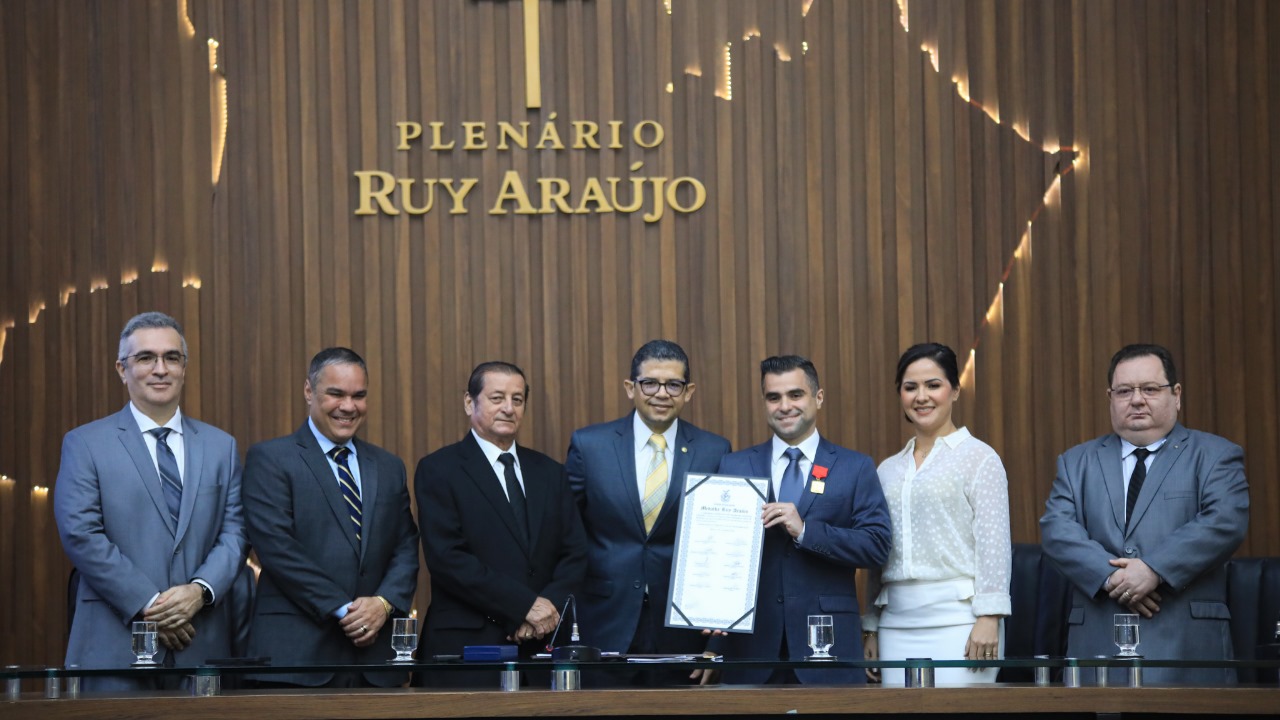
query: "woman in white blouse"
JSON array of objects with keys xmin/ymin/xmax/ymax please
[{"xmin": 862, "ymin": 343, "xmax": 1011, "ymax": 685}]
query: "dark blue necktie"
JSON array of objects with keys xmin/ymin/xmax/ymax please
[
  {"xmin": 779, "ymin": 447, "xmax": 805, "ymax": 505},
  {"xmin": 148, "ymin": 428, "xmax": 183, "ymax": 525},
  {"xmin": 329, "ymin": 446, "xmax": 363, "ymax": 542}
]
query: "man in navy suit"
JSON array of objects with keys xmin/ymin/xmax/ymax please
[
  {"xmin": 715, "ymin": 355, "xmax": 891, "ymax": 684},
  {"xmin": 566, "ymin": 340, "xmax": 731, "ymax": 682},
  {"xmin": 54, "ymin": 312, "xmax": 247, "ymax": 691},
  {"xmin": 416, "ymin": 361, "xmax": 587, "ymax": 687},
  {"xmin": 243, "ymin": 347, "xmax": 420, "ymax": 688}
]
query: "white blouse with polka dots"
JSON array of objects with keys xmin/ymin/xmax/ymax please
[{"xmin": 864, "ymin": 427, "xmax": 1012, "ymax": 629}]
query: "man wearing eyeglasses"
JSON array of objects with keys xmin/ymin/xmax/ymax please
[
  {"xmin": 565, "ymin": 340, "xmax": 731, "ymax": 683},
  {"xmin": 53, "ymin": 312, "xmax": 247, "ymax": 691},
  {"xmin": 1041, "ymin": 343, "xmax": 1249, "ymax": 685}
]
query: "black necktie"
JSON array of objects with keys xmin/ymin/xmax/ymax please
[
  {"xmin": 149, "ymin": 428, "xmax": 183, "ymax": 525},
  {"xmin": 498, "ymin": 453, "xmax": 529, "ymax": 542},
  {"xmin": 1125, "ymin": 447, "xmax": 1153, "ymax": 528}
]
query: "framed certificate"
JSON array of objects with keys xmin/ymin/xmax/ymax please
[{"xmin": 665, "ymin": 473, "xmax": 768, "ymax": 633}]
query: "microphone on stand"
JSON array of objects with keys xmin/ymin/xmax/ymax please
[{"xmin": 546, "ymin": 594, "xmax": 601, "ymax": 661}]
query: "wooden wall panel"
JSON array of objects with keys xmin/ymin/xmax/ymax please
[{"xmin": 3, "ymin": 0, "xmax": 1280, "ymax": 666}]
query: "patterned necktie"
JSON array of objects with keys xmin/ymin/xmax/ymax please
[
  {"xmin": 149, "ymin": 428, "xmax": 183, "ymax": 525},
  {"xmin": 498, "ymin": 453, "xmax": 529, "ymax": 543},
  {"xmin": 778, "ymin": 447, "xmax": 804, "ymax": 505},
  {"xmin": 328, "ymin": 446, "xmax": 362, "ymax": 541},
  {"xmin": 641, "ymin": 434, "xmax": 669, "ymax": 534},
  {"xmin": 1125, "ymin": 447, "xmax": 1153, "ymax": 528}
]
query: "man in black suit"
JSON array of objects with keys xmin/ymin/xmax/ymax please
[
  {"xmin": 243, "ymin": 347, "xmax": 420, "ymax": 687},
  {"xmin": 565, "ymin": 340, "xmax": 730, "ymax": 682},
  {"xmin": 416, "ymin": 361, "xmax": 587, "ymax": 687}
]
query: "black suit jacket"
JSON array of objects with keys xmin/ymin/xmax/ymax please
[
  {"xmin": 416, "ymin": 433, "xmax": 587, "ymax": 663},
  {"xmin": 243, "ymin": 423, "xmax": 420, "ymax": 686}
]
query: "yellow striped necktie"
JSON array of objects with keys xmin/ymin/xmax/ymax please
[{"xmin": 641, "ymin": 433, "xmax": 669, "ymax": 534}]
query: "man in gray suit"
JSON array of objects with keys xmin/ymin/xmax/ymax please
[
  {"xmin": 54, "ymin": 312, "xmax": 247, "ymax": 691},
  {"xmin": 243, "ymin": 347, "xmax": 419, "ymax": 687},
  {"xmin": 1041, "ymin": 344, "xmax": 1249, "ymax": 685},
  {"xmin": 566, "ymin": 340, "xmax": 731, "ymax": 683}
]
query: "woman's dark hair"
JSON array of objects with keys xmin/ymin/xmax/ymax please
[{"xmin": 894, "ymin": 343, "xmax": 960, "ymax": 390}]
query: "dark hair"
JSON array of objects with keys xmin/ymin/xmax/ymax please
[
  {"xmin": 760, "ymin": 355, "xmax": 820, "ymax": 393},
  {"xmin": 467, "ymin": 361, "xmax": 529, "ymax": 398},
  {"xmin": 308, "ymin": 347, "xmax": 368, "ymax": 388},
  {"xmin": 1107, "ymin": 344, "xmax": 1178, "ymax": 387},
  {"xmin": 118, "ymin": 311, "xmax": 187, "ymax": 360},
  {"xmin": 630, "ymin": 340, "xmax": 690, "ymax": 381},
  {"xmin": 894, "ymin": 343, "xmax": 960, "ymax": 390}
]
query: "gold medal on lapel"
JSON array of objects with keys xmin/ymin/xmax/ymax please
[{"xmin": 810, "ymin": 480, "xmax": 826, "ymax": 494}]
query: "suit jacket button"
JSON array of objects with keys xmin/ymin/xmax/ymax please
[
  {"xmin": 633, "ymin": 582, "xmax": 642, "ymax": 589},
  {"xmin": 1124, "ymin": 547, "xmax": 1137, "ymax": 556},
  {"xmin": 777, "ymin": 596, "xmax": 784, "ymax": 603}
]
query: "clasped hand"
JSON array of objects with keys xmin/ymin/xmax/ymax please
[
  {"xmin": 507, "ymin": 596, "xmax": 559, "ymax": 643},
  {"xmin": 339, "ymin": 596, "xmax": 389, "ymax": 648},
  {"xmin": 1105, "ymin": 558, "xmax": 1162, "ymax": 618}
]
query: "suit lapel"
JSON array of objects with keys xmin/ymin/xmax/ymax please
[
  {"xmin": 612, "ymin": 416, "xmax": 646, "ymax": 535},
  {"xmin": 295, "ymin": 425, "xmax": 361, "ymax": 557},
  {"xmin": 355, "ymin": 439, "xmax": 379, "ymax": 561},
  {"xmin": 1096, "ymin": 435, "xmax": 1126, "ymax": 532},
  {"xmin": 749, "ymin": 442, "xmax": 772, "ymax": 500},
  {"xmin": 175, "ymin": 416, "xmax": 205, "ymax": 545},
  {"xmin": 519, "ymin": 447, "xmax": 547, "ymax": 552},
  {"xmin": 652, "ymin": 420, "xmax": 693, "ymax": 532},
  {"xmin": 116, "ymin": 407, "xmax": 177, "ymax": 536},
  {"xmin": 459, "ymin": 434, "xmax": 530, "ymax": 554},
  {"xmin": 1126, "ymin": 425, "xmax": 1190, "ymax": 534},
  {"xmin": 797, "ymin": 439, "xmax": 835, "ymax": 519}
]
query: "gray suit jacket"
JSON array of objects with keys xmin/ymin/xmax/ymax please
[
  {"xmin": 53, "ymin": 405, "xmax": 247, "ymax": 691},
  {"xmin": 1040, "ymin": 423, "xmax": 1249, "ymax": 685},
  {"xmin": 243, "ymin": 423, "xmax": 419, "ymax": 687}
]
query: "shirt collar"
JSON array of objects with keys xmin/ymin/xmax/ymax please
[
  {"xmin": 1120, "ymin": 434, "xmax": 1169, "ymax": 459},
  {"xmin": 939, "ymin": 426, "xmax": 972, "ymax": 449},
  {"xmin": 308, "ymin": 416, "xmax": 356, "ymax": 458},
  {"xmin": 471, "ymin": 429, "xmax": 519, "ymax": 468},
  {"xmin": 632, "ymin": 412, "xmax": 679, "ymax": 454},
  {"xmin": 129, "ymin": 402, "xmax": 184, "ymax": 435},
  {"xmin": 898, "ymin": 426, "xmax": 971, "ymax": 458},
  {"xmin": 772, "ymin": 430, "xmax": 821, "ymax": 464}
]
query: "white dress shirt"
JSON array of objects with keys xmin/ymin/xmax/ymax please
[
  {"xmin": 472, "ymin": 429, "xmax": 525, "ymax": 498},
  {"xmin": 1119, "ymin": 435, "xmax": 1169, "ymax": 521},
  {"xmin": 633, "ymin": 413, "xmax": 679, "ymax": 499}
]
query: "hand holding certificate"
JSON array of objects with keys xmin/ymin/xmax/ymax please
[{"xmin": 666, "ymin": 473, "xmax": 768, "ymax": 633}]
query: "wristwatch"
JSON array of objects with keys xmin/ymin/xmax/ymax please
[{"xmin": 193, "ymin": 579, "xmax": 214, "ymax": 607}]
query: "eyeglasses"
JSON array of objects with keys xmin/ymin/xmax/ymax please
[
  {"xmin": 635, "ymin": 378, "xmax": 688, "ymax": 397},
  {"xmin": 122, "ymin": 351, "xmax": 187, "ymax": 369},
  {"xmin": 1108, "ymin": 384, "xmax": 1172, "ymax": 401}
]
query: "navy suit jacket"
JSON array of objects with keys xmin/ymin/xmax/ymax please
[
  {"xmin": 566, "ymin": 413, "xmax": 731, "ymax": 653},
  {"xmin": 53, "ymin": 405, "xmax": 247, "ymax": 691},
  {"xmin": 243, "ymin": 424, "xmax": 420, "ymax": 687},
  {"xmin": 416, "ymin": 434, "xmax": 587, "ymax": 672},
  {"xmin": 716, "ymin": 435, "xmax": 891, "ymax": 684}
]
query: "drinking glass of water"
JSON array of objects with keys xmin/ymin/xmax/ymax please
[
  {"xmin": 1113, "ymin": 614, "xmax": 1140, "ymax": 657},
  {"xmin": 131, "ymin": 621, "xmax": 158, "ymax": 666},
  {"xmin": 807, "ymin": 614, "xmax": 835, "ymax": 660},
  {"xmin": 390, "ymin": 617, "xmax": 418, "ymax": 663}
]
